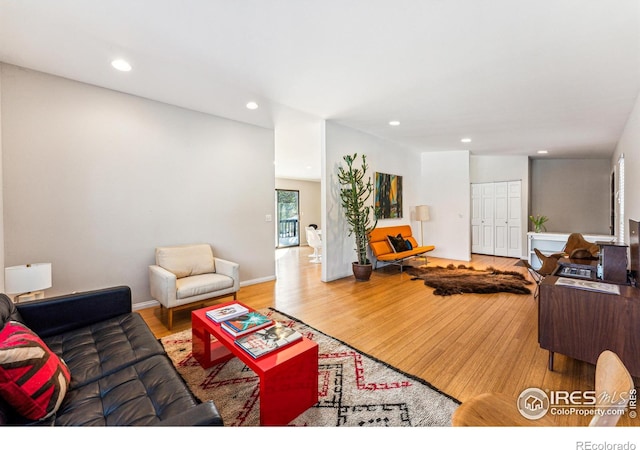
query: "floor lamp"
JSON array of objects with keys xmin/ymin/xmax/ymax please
[
  {"xmin": 415, "ymin": 205, "xmax": 430, "ymax": 266},
  {"xmin": 415, "ymin": 205, "xmax": 430, "ymax": 246}
]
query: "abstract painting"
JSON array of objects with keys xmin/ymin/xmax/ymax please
[{"xmin": 375, "ymin": 172, "xmax": 403, "ymax": 219}]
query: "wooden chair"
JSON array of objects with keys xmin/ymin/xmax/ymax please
[
  {"xmin": 589, "ymin": 350, "xmax": 635, "ymax": 426},
  {"xmin": 564, "ymin": 233, "xmax": 600, "ymax": 259},
  {"xmin": 451, "ymin": 392, "xmax": 556, "ymax": 426},
  {"xmin": 533, "ymin": 248, "xmax": 563, "ymax": 276},
  {"xmin": 451, "ymin": 350, "xmax": 634, "ymax": 426}
]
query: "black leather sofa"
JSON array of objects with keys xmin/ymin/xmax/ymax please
[{"xmin": 0, "ymin": 286, "xmax": 223, "ymax": 426}]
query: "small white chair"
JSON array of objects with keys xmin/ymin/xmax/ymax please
[{"xmin": 305, "ymin": 227, "xmax": 322, "ymax": 263}]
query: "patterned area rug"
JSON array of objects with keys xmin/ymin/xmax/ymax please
[
  {"xmin": 160, "ymin": 308, "xmax": 459, "ymax": 426},
  {"xmin": 406, "ymin": 264, "xmax": 532, "ymax": 296}
]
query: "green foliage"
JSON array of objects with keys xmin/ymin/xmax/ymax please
[
  {"xmin": 337, "ymin": 153, "xmax": 378, "ymax": 265},
  {"xmin": 529, "ymin": 214, "xmax": 549, "ymax": 232}
]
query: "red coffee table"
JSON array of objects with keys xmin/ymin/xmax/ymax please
[{"xmin": 191, "ymin": 301, "xmax": 319, "ymax": 425}]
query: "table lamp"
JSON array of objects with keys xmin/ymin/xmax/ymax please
[
  {"xmin": 4, "ymin": 263, "xmax": 52, "ymax": 303},
  {"xmin": 415, "ymin": 205, "xmax": 430, "ymax": 246}
]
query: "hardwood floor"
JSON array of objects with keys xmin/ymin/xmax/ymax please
[{"xmin": 138, "ymin": 247, "xmax": 638, "ymax": 427}]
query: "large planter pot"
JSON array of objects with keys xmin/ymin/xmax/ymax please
[{"xmin": 352, "ymin": 262, "xmax": 373, "ymax": 281}]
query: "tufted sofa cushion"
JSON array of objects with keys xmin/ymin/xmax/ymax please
[
  {"xmin": 43, "ymin": 313, "xmax": 165, "ymax": 389},
  {"xmin": 156, "ymin": 244, "xmax": 216, "ymax": 279},
  {"xmin": 54, "ymin": 355, "xmax": 202, "ymax": 425},
  {"xmin": 0, "ymin": 286, "xmax": 223, "ymax": 426}
]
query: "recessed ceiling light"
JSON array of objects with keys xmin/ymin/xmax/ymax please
[
  {"xmin": 389, "ymin": 120, "xmax": 400, "ymax": 126},
  {"xmin": 111, "ymin": 59, "xmax": 132, "ymax": 72},
  {"xmin": 461, "ymin": 138, "xmax": 472, "ymax": 143},
  {"xmin": 246, "ymin": 101, "xmax": 259, "ymax": 110},
  {"xmin": 537, "ymin": 150, "xmax": 549, "ymax": 154}
]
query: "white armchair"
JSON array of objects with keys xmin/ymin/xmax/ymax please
[{"xmin": 149, "ymin": 243, "xmax": 239, "ymax": 329}]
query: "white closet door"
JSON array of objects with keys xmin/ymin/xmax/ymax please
[
  {"xmin": 507, "ymin": 181, "xmax": 522, "ymax": 257},
  {"xmin": 471, "ymin": 184, "xmax": 483, "ymax": 253},
  {"xmin": 494, "ymin": 182, "xmax": 509, "ymax": 256},
  {"xmin": 479, "ymin": 183, "xmax": 495, "ymax": 254},
  {"xmin": 470, "ymin": 180, "xmax": 522, "ymax": 257}
]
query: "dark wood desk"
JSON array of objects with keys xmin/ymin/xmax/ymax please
[{"xmin": 538, "ymin": 276, "xmax": 640, "ymax": 377}]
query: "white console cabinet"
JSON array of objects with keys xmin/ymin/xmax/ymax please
[{"xmin": 527, "ymin": 232, "xmax": 615, "ymax": 269}]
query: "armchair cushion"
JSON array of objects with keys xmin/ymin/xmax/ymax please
[
  {"xmin": 176, "ymin": 273, "xmax": 234, "ymax": 299},
  {"xmin": 156, "ymin": 244, "xmax": 216, "ymax": 278}
]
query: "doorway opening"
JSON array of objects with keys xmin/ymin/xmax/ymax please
[{"xmin": 276, "ymin": 189, "xmax": 300, "ymax": 248}]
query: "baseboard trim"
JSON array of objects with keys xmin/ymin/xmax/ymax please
[
  {"xmin": 133, "ymin": 299, "xmax": 159, "ymax": 311},
  {"xmin": 132, "ymin": 276, "xmax": 277, "ymax": 310},
  {"xmin": 240, "ymin": 276, "xmax": 276, "ymax": 287}
]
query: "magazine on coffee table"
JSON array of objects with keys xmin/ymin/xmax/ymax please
[
  {"xmin": 235, "ymin": 323, "xmax": 303, "ymax": 358},
  {"xmin": 221, "ymin": 312, "xmax": 273, "ymax": 337},
  {"xmin": 206, "ymin": 303, "xmax": 249, "ymax": 323},
  {"xmin": 555, "ymin": 277, "xmax": 620, "ymax": 295}
]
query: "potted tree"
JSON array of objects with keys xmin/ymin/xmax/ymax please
[{"xmin": 337, "ymin": 153, "xmax": 378, "ymax": 281}]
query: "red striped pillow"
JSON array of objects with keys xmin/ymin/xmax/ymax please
[{"xmin": 0, "ymin": 321, "xmax": 70, "ymax": 420}]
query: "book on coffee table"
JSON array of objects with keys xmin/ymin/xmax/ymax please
[
  {"xmin": 235, "ymin": 323, "xmax": 303, "ymax": 358},
  {"xmin": 221, "ymin": 312, "xmax": 273, "ymax": 337},
  {"xmin": 206, "ymin": 303, "xmax": 250, "ymax": 323}
]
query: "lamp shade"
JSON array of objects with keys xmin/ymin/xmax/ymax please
[
  {"xmin": 5, "ymin": 263, "xmax": 52, "ymax": 294},
  {"xmin": 415, "ymin": 205, "xmax": 430, "ymax": 222}
]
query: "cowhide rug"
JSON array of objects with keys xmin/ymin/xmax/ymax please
[{"xmin": 406, "ymin": 264, "xmax": 532, "ymax": 296}]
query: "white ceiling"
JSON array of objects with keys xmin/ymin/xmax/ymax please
[{"xmin": 1, "ymin": 1, "xmax": 639, "ymax": 181}]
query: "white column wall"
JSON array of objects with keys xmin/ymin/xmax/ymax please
[
  {"xmin": 421, "ymin": 151, "xmax": 471, "ymax": 261},
  {"xmin": 323, "ymin": 121, "xmax": 422, "ymax": 281}
]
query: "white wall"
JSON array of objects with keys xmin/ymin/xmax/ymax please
[
  {"xmin": 612, "ymin": 90, "xmax": 640, "ymax": 244},
  {"xmin": 1, "ymin": 64, "xmax": 276, "ymax": 305},
  {"xmin": 323, "ymin": 121, "xmax": 422, "ymax": 281},
  {"xmin": 274, "ymin": 107, "xmax": 323, "ymax": 181},
  {"xmin": 470, "ymin": 155, "xmax": 529, "ymax": 257},
  {"xmin": 421, "ymin": 151, "xmax": 471, "ymax": 261},
  {"xmin": 470, "ymin": 155, "xmax": 529, "ymax": 185}
]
